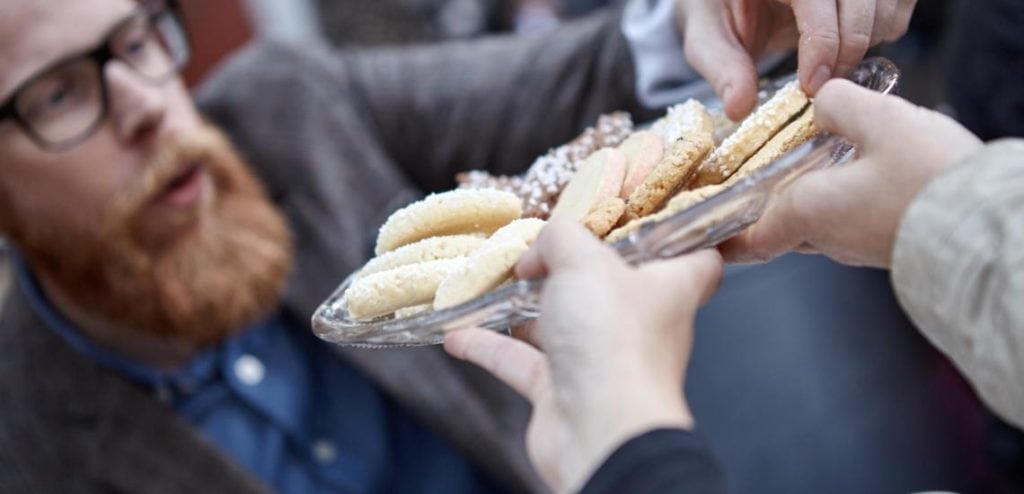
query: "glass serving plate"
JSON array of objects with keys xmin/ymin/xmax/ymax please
[{"xmin": 313, "ymin": 57, "xmax": 900, "ymax": 348}]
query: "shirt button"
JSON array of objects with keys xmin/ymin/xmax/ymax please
[
  {"xmin": 312, "ymin": 439, "xmax": 337, "ymax": 465},
  {"xmin": 233, "ymin": 354, "xmax": 265, "ymax": 386}
]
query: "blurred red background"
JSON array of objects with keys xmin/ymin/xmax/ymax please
[{"xmin": 178, "ymin": 0, "xmax": 253, "ymax": 87}]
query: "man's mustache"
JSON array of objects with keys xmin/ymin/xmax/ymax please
[{"xmin": 102, "ymin": 129, "xmax": 223, "ymax": 232}]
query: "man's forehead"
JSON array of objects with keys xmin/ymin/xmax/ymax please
[{"xmin": 0, "ymin": 0, "xmax": 137, "ymax": 97}]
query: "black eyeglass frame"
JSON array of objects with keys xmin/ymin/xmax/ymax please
[{"xmin": 0, "ymin": 0, "xmax": 190, "ymax": 151}]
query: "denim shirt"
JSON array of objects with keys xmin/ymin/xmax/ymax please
[{"xmin": 13, "ymin": 257, "xmax": 499, "ymax": 493}]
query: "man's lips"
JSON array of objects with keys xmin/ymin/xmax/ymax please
[{"xmin": 155, "ymin": 163, "xmax": 207, "ymax": 209}]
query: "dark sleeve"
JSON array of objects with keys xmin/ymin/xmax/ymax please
[
  {"xmin": 198, "ymin": 9, "xmax": 647, "ymax": 195},
  {"xmin": 580, "ymin": 429, "xmax": 727, "ymax": 494},
  {"xmin": 339, "ymin": 9, "xmax": 649, "ymax": 191}
]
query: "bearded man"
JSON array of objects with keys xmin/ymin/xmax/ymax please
[
  {"xmin": 0, "ymin": 0, "xmax": 935, "ymax": 492},
  {"xmin": 0, "ymin": 0, "xmax": 683, "ymax": 492}
]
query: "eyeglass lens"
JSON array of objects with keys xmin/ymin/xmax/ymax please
[{"xmin": 13, "ymin": 10, "xmax": 185, "ymax": 148}]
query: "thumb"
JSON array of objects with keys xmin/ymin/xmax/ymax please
[
  {"xmin": 814, "ymin": 79, "xmax": 912, "ymax": 151},
  {"xmin": 444, "ymin": 328, "xmax": 549, "ymax": 403},
  {"xmin": 680, "ymin": 1, "xmax": 759, "ymax": 119},
  {"xmin": 515, "ymin": 219, "xmax": 622, "ymax": 279},
  {"xmin": 639, "ymin": 249, "xmax": 724, "ymax": 306}
]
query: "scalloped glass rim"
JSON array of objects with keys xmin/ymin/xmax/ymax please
[{"xmin": 312, "ymin": 57, "xmax": 900, "ymax": 348}]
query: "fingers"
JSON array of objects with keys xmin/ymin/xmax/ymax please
[
  {"xmin": 515, "ymin": 219, "xmax": 620, "ymax": 280},
  {"xmin": 444, "ymin": 328, "xmax": 549, "ymax": 402},
  {"xmin": 887, "ymin": 0, "xmax": 917, "ymax": 42},
  {"xmin": 789, "ymin": 0, "xmax": 840, "ymax": 94},
  {"xmin": 835, "ymin": 0, "xmax": 876, "ymax": 76},
  {"xmin": 638, "ymin": 249, "xmax": 723, "ymax": 306},
  {"xmin": 680, "ymin": 0, "xmax": 759, "ymax": 119}
]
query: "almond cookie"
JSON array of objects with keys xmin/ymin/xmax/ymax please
[
  {"xmin": 616, "ymin": 131, "xmax": 664, "ymax": 199},
  {"xmin": 375, "ymin": 189, "xmax": 522, "ymax": 255},
  {"xmin": 345, "ymin": 258, "xmax": 465, "ymax": 320},
  {"xmin": 358, "ymin": 234, "xmax": 485, "ymax": 279},
  {"xmin": 582, "ymin": 197, "xmax": 626, "ymax": 238},
  {"xmin": 607, "ymin": 184, "xmax": 726, "ymax": 244},
  {"xmin": 434, "ymin": 218, "xmax": 546, "ymax": 310},
  {"xmin": 550, "ymin": 148, "xmax": 627, "ymax": 222},
  {"xmin": 689, "ymin": 81, "xmax": 810, "ymax": 187},
  {"xmin": 724, "ymin": 105, "xmax": 820, "ymax": 185},
  {"xmin": 624, "ymin": 131, "xmax": 714, "ymax": 220}
]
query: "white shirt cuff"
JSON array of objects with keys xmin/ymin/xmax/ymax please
[{"xmin": 622, "ymin": 0, "xmax": 787, "ymax": 109}]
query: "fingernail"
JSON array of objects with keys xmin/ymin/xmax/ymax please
[{"xmin": 809, "ymin": 65, "xmax": 831, "ymax": 93}]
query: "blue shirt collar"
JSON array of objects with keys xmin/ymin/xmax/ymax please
[{"xmin": 12, "ymin": 250, "xmax": 221, "ymax": 395}]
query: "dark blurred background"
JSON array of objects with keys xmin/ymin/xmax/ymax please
[{"xmin": 4, "ymin": 0, "xmax": 1022, "ymax": 492}]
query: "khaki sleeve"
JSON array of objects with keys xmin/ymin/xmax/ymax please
[{"xmin": 891, "ymin": 138, "xmax": 1024, "ymax": 429}]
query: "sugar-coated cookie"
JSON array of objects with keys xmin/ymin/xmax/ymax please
[
  {"xmin": 358, "ymin": 234, "xmax": 485, "ymax": 279},
  {"xmin": 345, "ymin": 258, "xmax": 464, "ymax": 320},
  {"xmin": 434, "ymin": 218, "xmax": 546, "ymax": 310},
  {"xmin": 375, "ymin": 189, "xmax": 522, "ymax": 255},
  {"xmin": 607, "ymin": 184, "xmax": 726, "ymax": 244},
  {"xmin": 583, "ymin": 197, "xmax": 626, "ymax": 238},
  {"xmin": 724, "ymin": 106, "xmax": 820, "ymax": 185},
  {"xmin": 625, "ymin": 131, "xmax": 714, "ymax": 220},
  {"xmin": 689, "ymin": 81, "xmax": 809, "ymax": 187}
]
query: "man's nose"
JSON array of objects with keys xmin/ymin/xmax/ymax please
[{"xmin": 105, "ymin": 61, "xmax": 168, "ymax": 146}]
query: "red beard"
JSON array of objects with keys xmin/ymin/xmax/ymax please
[{"xmin": 10, "ymin": 124, "xmax": 294, "ymax": 347}]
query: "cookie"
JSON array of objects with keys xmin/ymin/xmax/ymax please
[
  {"xmin": 624, "ymin": 131, "xmax": 714, "ymax": 220},
  {"xmin": 724, "ymin": 105, "xmax": 820, "ymax": 185},
  {"xmin": 689, "ymin": 81, "xmax": 809, "ymax": 187},
  {"xmin": 616, "ymin": 131, "xmax": 664, "ymax": 199},
  {"xmin": 650, "ymin": 99, "xmax": 715, "ymax": 145},
  {"xmin": 358, "ymin": 234, "xmax": 485, "ymax": 279},
  {"xmin": 375, "ymin": 189, "xmax": 522, "ymax": 255},
  {"xmin": 582, "ymin": 196, "xmax": 626, "ymax": 237},
  {"xmin": 606, "ymin": 184, "xmax": 726, "ymax": 244},
  {"xmin": 393, "ymin": 304, "xmax": 433, "ymax": 319},
  {"xmin": 457, "ymin": 112, "xmax": 634, "ymax": 219},
  {"xmin": 345, "ymin": 258, "xmax": 465, "ymax": 320},
  {"xmin": 434, "ymin": 218, "xmax": 546, "ymax": 310},
  {"xmin": 550, "ymin": 148, "xmax": 627, "ymax": 222}
]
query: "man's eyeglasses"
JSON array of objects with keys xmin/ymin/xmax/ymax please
[{"xmin": 0, "ymin": 0, "xmax": 190, "ymax": 151}]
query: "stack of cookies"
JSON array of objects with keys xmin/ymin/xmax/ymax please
[{"xmin": 344, "ymin": 81, "xmax": 819, "ymax": 321}]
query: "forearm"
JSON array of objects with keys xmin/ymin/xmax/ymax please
[{"xmin": 892, "ymin": 138, "xmax": 1024, "ymax": 430}]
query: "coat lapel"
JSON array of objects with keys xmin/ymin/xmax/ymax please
[{"xmin": 0, "ymin": 284, "xmax": 268, "ymax": 494}]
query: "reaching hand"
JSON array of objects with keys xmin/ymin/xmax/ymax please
[
  {"xmin": 444, "ymin": 220, "xmax": 722, "ymax": 492},
  {"xmin": 720, "ymin": 79, "xmax": 983, "ymax": 268},
  {"xmin": 677, "ymin": 0, "xmax": 917, "ymax": 119}
]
